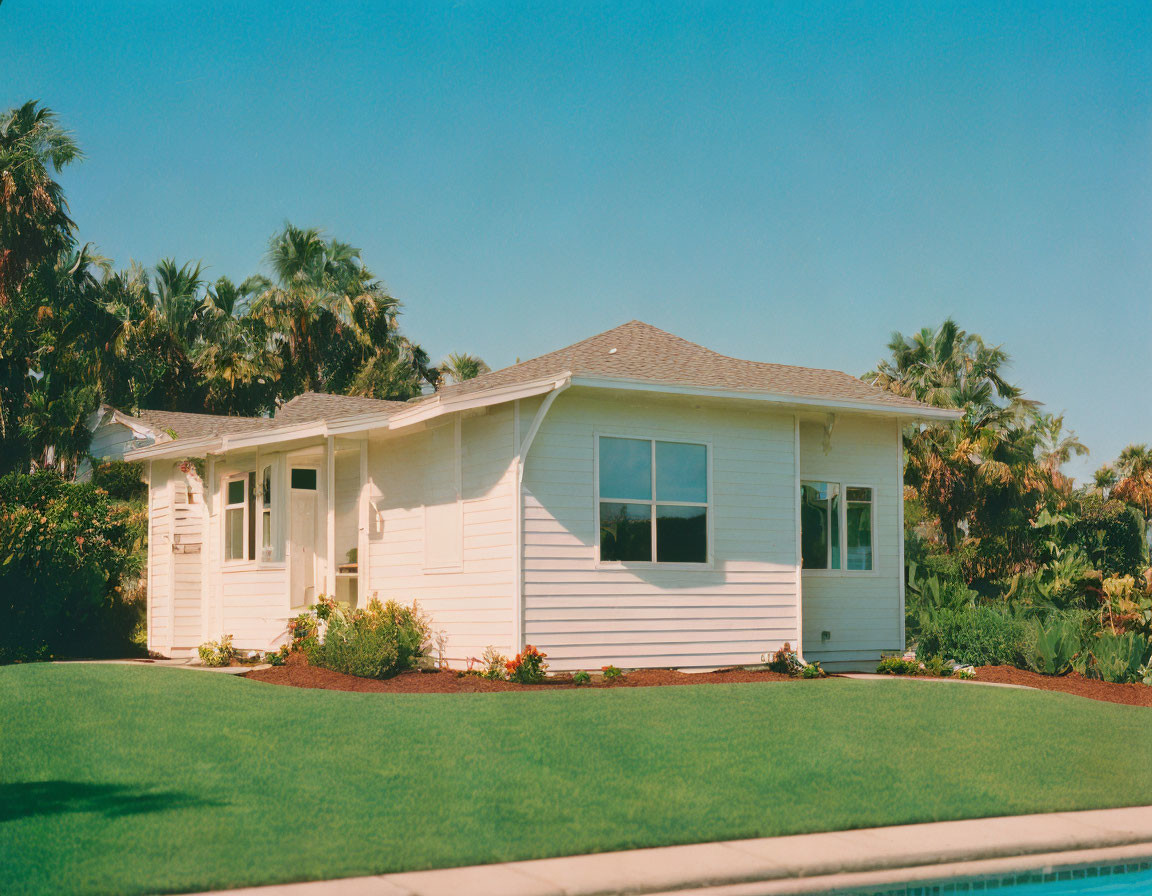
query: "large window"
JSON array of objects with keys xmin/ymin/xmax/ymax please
[
  {"xmin": 598, "ymin": 436, "xmax": 709, "ymax": 564},
  {"xmin": 801, "ymin": 481, "xmax": 874, "ymax": 572}
]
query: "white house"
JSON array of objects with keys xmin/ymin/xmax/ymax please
[{"xmin": 92, "ymin": 321, "xmax": 958, "ymax": 671}]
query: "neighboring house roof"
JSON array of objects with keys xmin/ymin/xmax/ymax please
[
  {"xmin": 275, "ymin": 392, "xmax": 412, "ymax": 423},
  {"xmin": 438, "ymin": 320, "xmax": 930, "ymax": 411},
  {"xmin": 128, "ymin": 410, "xmax": 280, "ymax": 441}
]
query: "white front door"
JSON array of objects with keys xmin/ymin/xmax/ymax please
[{"xmin": 290, "ymin": 483, "xmax": 318, "ymax": 608}]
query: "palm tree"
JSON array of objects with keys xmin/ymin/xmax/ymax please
[
  {"xmin": 0, "ymin": 101, "xmax": 81, "ymax": 305},
  {"xmin": 193, "ymin": 276, "xmax": 276, "ymax": 414},
  {"xmin": 866, "ymin": 319, "xmax": 1044, "ymax": 551},
  {"xmin": 1034, "ymin": 412, "xmax": 1088, "ymax": 490},
  {"xmin": 438, "ymin": 352, "xmax": 490, "ymax": 385},
  {"xmin": 251, "ymin": 223, "xmax": 432, "ymax": 401},
  {"xmin": 1112, "ymin": 444, "xmax": 1152, "ymax": 518},
  {"xmin": 1093, "ymin": 465, "xmax": 1118, "ymax": 496}
]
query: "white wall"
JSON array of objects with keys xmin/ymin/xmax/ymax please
[
  {"xmin": 521, "ymin": 390, "xmax": 799, "ymax": 671},
  {"xmin": 147, "ymin": 462, "xmax": 171, "ymax": 652},
  {"xmin": 798, "ymin": 416, "xmax": 902, "ymax": 669},
  {"xmin": 367, "ymin": 406, "xmax": 517, "ymax": 665}
]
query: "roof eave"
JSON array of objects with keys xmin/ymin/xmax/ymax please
[{"xmin": 567, "ymin": 375, "xmax": 964, "ymax": 421}]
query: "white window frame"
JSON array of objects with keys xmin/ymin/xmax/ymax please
[
  {"xmin": 594, "ymin": 432, "xmax": 714, "ymax": 569},
  {"xmin": 800, "ymin": 479, "xmax": 878, "ymax": 577},
  {"xmin": 222, "ymin": 473, "xmax": 249, "ymax": 565}
]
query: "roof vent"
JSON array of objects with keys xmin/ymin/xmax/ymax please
[{"xmin": 608, "ymin": 348, "xmax": 617, "ymax": 354}]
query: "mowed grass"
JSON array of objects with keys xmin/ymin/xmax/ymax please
[{"xmin": 3, "ymin": 666, "xmax": 1152, "ymax": 895}]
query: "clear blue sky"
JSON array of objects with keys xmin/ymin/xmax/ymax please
[{"xmin": 4, "ymin": 1, "xmax": 1150, "ymax": 482}]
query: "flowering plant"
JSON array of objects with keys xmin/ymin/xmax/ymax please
[{"xmin": 505, "ymin": 644, "xmax": 548, "ymax": 683}]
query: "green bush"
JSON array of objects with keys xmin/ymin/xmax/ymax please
[
  {"xmin": 1077, "ymin": 631, "xmax": 1150, "ymax": 684},
  {"xmin": 1070, "ymin": 496, "xmax": 1148, "ymax": 578},
  {"xmin": 601, "ymin": 665, "xmax": 623, "ymax": 680},
  {"xmin": 877, "ymin": 656, "xmax": 921, "ymax": 675},
  {"xmin": 572, "ymin": 670, "xmax": 591, "ymax": 686},
  {"xmin": 89, "ymin": 460, "xmax": 147, "ymax": 503},
  {"xmin": 198, "ymin": 635, "xmax": 234, "ymax": 667},
  {"xmin": 917, "ymin": 605, "xmax": 1026, "ymax": 667},
  {"xmin": 0, "ymin": 470, "xmax": 144, "ymax": 663},
  {"xmin": 305, "ymin": 597, "xmax": 430, "ymax": 680},
  {"xmin": 312, "ymin": 614, "xmax": 400, "ymax": 679}
]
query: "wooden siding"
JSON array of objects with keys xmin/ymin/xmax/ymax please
[
  {"xmin": 148, "ymin": 463, "xmax": 172, "ymax": 650},
  {"xmin": 367, "ymin": 406, "xmax": 517, "ymax": 664},
  {"xmin": 521, "ymin": 391, "xmax": 799, "ymax": 671},
  {"xmin": 798, "ymin": 416, "xmax": 902, "ymax": 668}
]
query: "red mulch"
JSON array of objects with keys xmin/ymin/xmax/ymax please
[
  {"xmin": 242, "ymin": 654, "xmax": 1152, "ymax": 707},
  {"xmin": 243, "ymin": 654, "xmax": 797, "ymax": 693},
  {"xmin": 972, "ymin": 665, "xmax": 1152, "ymax": 708}
]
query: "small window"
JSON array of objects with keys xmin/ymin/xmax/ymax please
[
  {"xmin": 846, "ymin": 487, "xmax": 874, "ymax": 571},
  {"xmin": 224, "ymin": 477, "xmax": 247, "ymax": 562},
  {"xmin": 598, "ymin": 437, "xmax": 709, "ymax": 564},
  {"xmin": 291, "ymin": 468, "xmax": 317, "ymax": 490},
  {"xmin": 801, "ymin": 481, "xmax": 840, "ymax": 570}
]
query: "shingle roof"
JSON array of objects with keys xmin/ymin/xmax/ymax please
[
  {"xmin": 128, "ymin": 410, "xmax": 279, "ymax": 441},
  {"xmin": 116, "ymin": 321, "xmax": 936, "ymax": 450},
  {"xmin": 275, "ymin": 392, "xmax": 411, "ymax": 423},
  {"xmin": 439, "ymin": 320, "xmax": 929, "ymax": 410}
]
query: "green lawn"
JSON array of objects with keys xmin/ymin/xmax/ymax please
[{"xmin": 3, "ymin": 666, "xmax": 1151, "ymax": 895}]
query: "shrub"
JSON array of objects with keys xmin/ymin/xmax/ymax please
[
  {"xmin": 1077, "ymin": 631, "xmax": 1150, "ymax": 684},
  {"xmin": 601, "ymin": 665, "xmax": 623, "ymax": 680},
  {"xmin": 197, "ymin": 635, "xmax": 234, "ymax": 667},
  {"xmin": 506, "ymin": 644, "xmax": 548, "ymax": 683},
  {"xmin": 572, "ymin": 670, "xmax": 591, "ymax": 686},
  {"xmin": 765, "ymin": 643, "xmax": 803, "ymax": 675},
  {"xmin": 917, "ymin": 605, "xmax": 1027, "ymax": 667},
  {"xmin": 295, "ymin": 597, "xmax": 430, "ymax": 680},
  {"xmin": 263, "ymin": 645, "xmax": 289, "ymax": 666},
  {"xmin": 800, "ymin": 661, "xmax": 825, "ymax": 679},
  {"xmin": 877, "ymin": 656, "xmax": 920, "ymax": 676},
  {"xmin": 480, "ymin": 646, "xmax": 507, "ymax": 680},
  {"xmin": 0, "ymin": 470, "xmax": 144, "ymax": 664},
  {"xmin": 1070, "ymin": 496, "xmax": 1148, "ymax": 578},
  {"xmin": 311, "ymin": 614, "xmax": 399, "ymax": 679},
  {"xmin": 89, "ymin": 460, "xmax": 147, "ymax": 503}
]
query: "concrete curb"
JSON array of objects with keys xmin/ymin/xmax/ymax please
[{"xmin": 191, "ymin": 805, "xmax": 1152, "ymax": 896}]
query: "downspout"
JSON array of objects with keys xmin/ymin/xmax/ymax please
[
  {"xmin": 513, "ymin": 376, "xmax": 571, "ymax": 653},
  {"xmin": 793, "ymin": 415, "xmax": 807, "ymax": 665}
]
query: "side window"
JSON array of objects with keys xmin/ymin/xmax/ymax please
[
  {"xmin": 801, "ymin": 481, "xmax": 874, "ymax": 572},
  {"xmin": 800, "ymin": 481, "xmax": 840, "ymax": 570},
  {"xmin": 845, "ymin": 487, "xmax": 874, "ymax": 571},
  {"xmin": 224, "ymin": 477, "xmax": 246, "ymax": 561}
]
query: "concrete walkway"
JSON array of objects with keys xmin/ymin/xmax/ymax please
[{"xmin": 193, "ymin": 805, "xmax": 1152, "ymax": 896}]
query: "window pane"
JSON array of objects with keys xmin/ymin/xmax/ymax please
[
  {"xmin": 291, "ymin": 468, "xmax": 317, "ymax": 490},
  {"xmin": 656, "ymin": 505, "xmax": 707, "ymax": 563},
  {"xmin": 847, "ymin": 499, "xmax": 873, "ymax": 571},
  {"xmin": 225, "ymin": 507, "xmax": 244, "ymax": 560},
  {"xmin": 599, "ymin": 502, "xmax": 652, "ymax": 561},
  {"xmin": 801, "ymin": 481, "xmax": 840, "ymax": 570},
  {"xmin": 599, "ymin": 438, "xmax": 652, "ymax": 501},
  {"xmin": 847, "ymin": 486, "xmax": 871, "ymax": 503},
  {"xmin": 262, "ymin": 510, "xmax": 271, "ymax": 554},
  {"xmin": 655, "ymin": 442, "xmax": 707, "ymax": 503},
  {"xmin": 227, "ymin": 479, "xmax": 245, "ymax": 506}
]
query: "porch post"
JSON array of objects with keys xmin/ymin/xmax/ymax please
[
  {"xmin": 358, "ymin": 438, "xmax": 369, "ymax": 597},
  {"xmin": 326, "ymin": 435, "xmax": 336, "ymax": 596}
]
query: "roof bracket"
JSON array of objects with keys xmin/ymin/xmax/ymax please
[{"xmin": 822, "ymin": 413, "xmax": 837, "ymax": 455}]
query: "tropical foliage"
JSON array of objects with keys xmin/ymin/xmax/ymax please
[
  {"xmin": 869, "ymin": 319, "xmax": 1152, "ymax": 683},
  {"xmin": 0, "ymin": 101, "xmax": 485, "ymax": 476}
]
